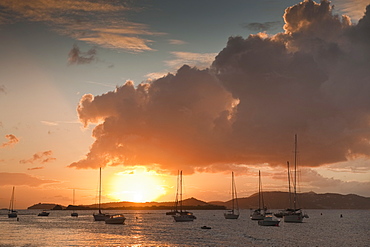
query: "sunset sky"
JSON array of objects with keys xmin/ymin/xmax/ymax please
[{"xmin": 1, "ymin": 0, "xmax": 370, "ymax": 209}]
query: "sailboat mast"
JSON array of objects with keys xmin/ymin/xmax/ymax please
[
  {"xmin": 98, "ymin": 167, "xmax": 102, "ymax": 213},
  {"xmin": 293, "ymin": 134, "xmax": 298, "ymax": 210},
  {"xmin": 287, "ymin": 161, "xmax": 292, "ymax": 208},
  {"xmin": 260, "ymin": 171, "xmax": 265, "ymax": 210},
  {"xmin": 9, "ymin": 186, "xmax": 15, "ymax": 212},
  {"xmin": 231, "ymin": 172, "xmax": 235, "ymax": 211},
  {"xmin": 73, "ymin": 189, "xmax": 75, "ymax": 205},
  {"xmin": 179, "ymin": 170, "xmax": 183, "ymax": 212}
]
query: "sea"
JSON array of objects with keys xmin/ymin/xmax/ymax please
[{"xmin": 0, "ymin": 209, "xmax": 369, "ymax": 247}]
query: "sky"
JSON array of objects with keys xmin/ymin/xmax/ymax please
[{"xmin": 1, "ymin": 0, "xmax": 370, "ymax": 209}]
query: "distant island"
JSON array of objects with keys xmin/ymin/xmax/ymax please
[{"xmin": 27, "ymin": 191, "xmax": 370, "ymax": 210}]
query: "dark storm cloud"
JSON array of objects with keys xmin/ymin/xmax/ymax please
[{"xmin": 69, "ymin": 1, "xmax": 370, "ymax": 174}]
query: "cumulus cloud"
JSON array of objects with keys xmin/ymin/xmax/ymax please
[
  {"xmin": 244, "ymin": 21, "xmax": 281, "ymax": 32},
  {"xmin": 20, "ymin": 150, "xmax": 56, "ymax": 164},
  {"xmin": 0, "ymin": 0, "xmax": 160, "ymax": 52},
  {"xmin": 0, "ymin": 172, "xmax": 57, "ymax": 186},
  {"xmin": 70, "ymin": 1, "xmax": 370, "ymax": 175},
  {"xmin": 68, "ymin": 44, "xmax": 97, "ymax": 65},
  {"xmin": 166, "ymin": 51, "xmax": 217, "ymax": 70},
  {"xmin": 1, "ymin": 134, "xmax": 19, "ymax": 148}
]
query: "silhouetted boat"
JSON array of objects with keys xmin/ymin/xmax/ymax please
[
  {"xmin": 172, "ymin": 171, "xmax": 196, "ymax": 222},
  {"xmin": 8, "ymin": 186, "xmax": 17, "ymax": 218},
  {"xmin": 283, "ymin": 134, "xmax": 309, "ymax": 223},
  {"xmin": 250, "ymin": 171, "xmax": 266, "ymax": 220},
  {"xmin": 71, "ymin": 189, "xmax": 78, "ymax": 217},
  {"xmin": 224, "ymin": 171, "xmax": 239, "ymax": 219},
  {"xmin": 38, "ymin": 210, "xmax": 50, "ymax": 216},
  {"xmin": 93, "ymin": 167, "xmax": 110, "ymax": 221}
]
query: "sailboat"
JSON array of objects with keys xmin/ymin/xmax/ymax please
[
  {"xmin": 250, "ymin": 170, "xmax": 266, "ymax": 220},
  {"xmin": 172, "ymin": 170, "xmax": 196, "ymax": 222},
  {"xmin": 71, "ymin": 189, "xmax": 78, "ymax": 217},
  {"xmin": 93, "ymin": 167, "xmax": 110, "ymax": 221},
  {"xmin": 224, "ymin": 171, "xmax": 239, "ymax": 219},
  {"xmin": 283, "ymin": 134, "xmax": 309, "ymax": 223},
  {"xmin": 166, "ymin": 171, "xmax": 180, "ymax": 215},
  {"xmin": 274, "ymin": 161, "xmax": 293, "ymax": 218},
  {"xmin": 8, "ymin": 186, "xmax": 17, "ymax": 218}
]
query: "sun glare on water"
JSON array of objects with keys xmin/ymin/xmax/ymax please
[{"xmin": 109, "ymin": 167, "xmax": 167, "ymax": 203}]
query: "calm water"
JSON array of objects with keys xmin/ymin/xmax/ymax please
[{"xmin": 0, "ymin": 209, "xmax": 369, "ymax": 246}]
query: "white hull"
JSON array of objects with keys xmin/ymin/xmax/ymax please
[
  {"xmin": 258, "ymin": 213, "xmax": 280, "ymax": 226},
  {"xmin": 105, "ymin": 214, "xmax": 126, "ymax": 224}
]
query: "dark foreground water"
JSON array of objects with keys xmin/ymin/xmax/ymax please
[{"xmin": 0, "ymin": 209, "xmax": 369, "ymax": 246}]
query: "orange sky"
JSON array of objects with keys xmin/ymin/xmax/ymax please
[{"xmin": 1, "ymin": 0, "xmax": 370, "ymax": 209}]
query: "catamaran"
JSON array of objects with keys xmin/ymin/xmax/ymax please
[{"xmin": 224, "ymin": 171, "xmax": 239, "ymax": 219}]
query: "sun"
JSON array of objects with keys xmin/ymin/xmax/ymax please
[{"xmin": 108, "ymin": 167, "xmax": 167, "ymax": 203}]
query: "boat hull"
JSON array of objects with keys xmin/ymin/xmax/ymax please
[
  {"xmin": 258, "ymin": 219, "xmax": 280, "ymax": 226},
  {"xmin": 38, "ymin": 212, "xmax": 49, "ymax": 216},
  {"xmin": 283, "ymin": 213, "xmax": 303, "ymax": 223},
  {"xmin": 224, "ymin": 213, "xmax": 239, "ymax": 219},
  {"xmin": 93, "ymin": 213, "xmax": 110, "ymax": 221},
  {"xmin": 105, "ymin": 215, "xmax": 126, "ymax": 224},
  {"xmin": 8, "ymin": 212, "xmax": 17, "ymax": 218},
  {"xmin": 173, "ymin": 214, "xmax": 195, "ymax": 222},
  {"xmin": 71, "ymin": 212, "xmax": 78, "ymax": 217}
]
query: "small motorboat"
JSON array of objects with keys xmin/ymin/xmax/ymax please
[
  {"xmin": 105, "ymin": 214, "xmax": 126, "ymax": 224},
  {"xmin": 71, "ymin": 212, "xmax": 78, "ymax": 217},
  {"xmin": 201, "ymin": 226, "xmax": 212, "ymax": 229},
  {"xmin": 258, "ymin": 213, "xmax": 280, "ymax": 226},
  {"xmin": 38, "ymin": 210, "xmax": 50, "ymax": 216}
]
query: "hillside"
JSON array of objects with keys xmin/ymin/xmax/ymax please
[
  {"xmin": 210, "ymin": 191, "xmax": 370, "ymax": 209},
  {"xmin": 28, "ymin": 192, "xmax": 370, "ymax": 210}
]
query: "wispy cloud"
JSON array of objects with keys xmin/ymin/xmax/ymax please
[
  {"xmin": 333, "ymin": 0, "xmax": 369, "ymax": 22},
  {"xmin": 0, "ymin": 172, "xmax": 58, "ymax": 186},
  {"xmin": 1, "ymin": 134, "xmax": 19, "ymax": 148},
  {"xmin": 68, "ymin": 44, "xmax": 97, "ymax": 65},
  {"xmin": 166, "ymin": 51, "xmax": 217, "ymax": 70},
  {"xmin": 41, "ymin": 121, "xmax": 59, "ymax": 126},
  {"xmin": 168, "ymin": 39, "xmax": 187, "ymax": 45},
  {"xmin": 20, "ymin": 150, "xmax": 56, "ymax": 164},
  {"xmin": 0, "ymin": 0, "xmax": 162, "ymax": 52},
  {"xmin": 27, "ymin": 166, "xmax": 45, "ymax": 171}
]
